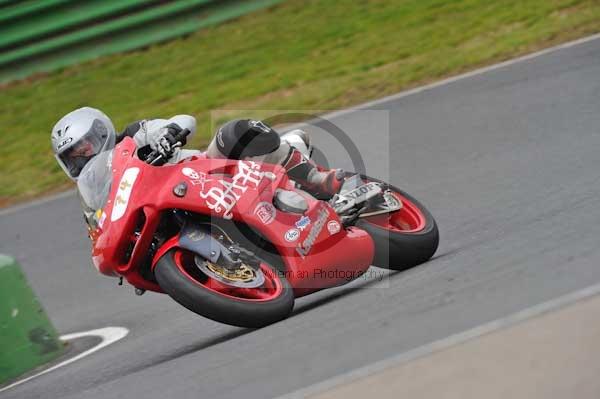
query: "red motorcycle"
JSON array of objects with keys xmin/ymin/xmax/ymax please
[{"xmin": 79, "ymin": 129, "xmax": 438, "ymax": 328}]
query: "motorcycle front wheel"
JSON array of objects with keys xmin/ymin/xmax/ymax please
[{"xmin": 155, "ymin": 248, "xmax": 294, "ymax": 328}]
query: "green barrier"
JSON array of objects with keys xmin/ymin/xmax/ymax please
[
  {"xmin": 0, "ymin": 0, "xmax": 22, "ymax": 8},
  {"xmin": 0, "ymin": 0, "xmax": 158, "ymax": 50},
  {"xmin": 0, "ymin": 0, "xmax": 74, "ymax": 25},
  {"xmin": 0, "ymin": 0, "xmax": 285, "ymax": 83},
  {"xmin": 0, "ymin": 0, "xmax": 216, "ymax": 66},
  {"xmin": 0, "ymin": 255, "xmax": 63, "ymax": 385}
]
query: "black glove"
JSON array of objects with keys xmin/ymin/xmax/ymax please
[{"xmin": 164, "ymin": 123, "xmax": 186, "ymax": 145}]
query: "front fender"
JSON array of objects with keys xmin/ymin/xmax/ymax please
[{"xmin": 151, "ymin": 235, "xmax": 180, "ymax": 271}]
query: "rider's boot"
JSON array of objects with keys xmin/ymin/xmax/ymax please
[{"xmin": 282, "ymin": 147, "xmax": 345, "ymax": 199}]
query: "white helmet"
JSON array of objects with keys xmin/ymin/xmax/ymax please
[{"xmin": 51, "ymin": 107, "xmax": 115, "ymax": 180}]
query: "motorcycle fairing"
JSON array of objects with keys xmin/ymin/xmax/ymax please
[{"xmin": 90, "ymin": 137, "xmax": 375, "ymax": 296}]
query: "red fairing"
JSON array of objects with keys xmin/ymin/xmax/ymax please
[{"xmin": 89, "ymin": 137, "xmax": 374, "ymax": 295}]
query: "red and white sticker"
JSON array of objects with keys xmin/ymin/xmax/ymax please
[
  {"xmin": 200, "ymin": 160, "xmax": 264, "ymax": 220},
  {"xmin": 327, "ymin": 220, "xmax": 341, "ymax": 235},
  {"xmin": 254, "ymin": 201, "xmax": 276, "ymax": 225},
  {"xmin": 181, "ymin": 167, "xmax": 211, "ymax": 190}
]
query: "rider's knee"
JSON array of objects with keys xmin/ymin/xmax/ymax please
[{"xmin": 208, "ymin": 119, "xmax": 281, "ymax": 160}]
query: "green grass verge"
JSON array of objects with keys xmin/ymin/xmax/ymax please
[{"xmin": 1, "ymin": 0, "xmax": 599, "ymax": 206}]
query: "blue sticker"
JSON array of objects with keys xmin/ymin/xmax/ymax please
[{"xmin": 295, "ymin": 215, "xmax": 311, "ymax": 231}]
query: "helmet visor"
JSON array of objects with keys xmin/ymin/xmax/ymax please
[{"xmin": 58, "ymin": 120, "xmax": 108, "ymax": 178}]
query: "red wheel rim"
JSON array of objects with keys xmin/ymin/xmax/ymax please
[
  {"xmin": 172, "ymin": 250, "xmax": 284, "ymax": 302},
  {"xmin": 363, "ymin": 192, "xmax": 427, "ymax": 233}
]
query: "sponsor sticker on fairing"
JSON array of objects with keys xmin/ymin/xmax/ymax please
[
  {"xmin": 296, "ymin": 207, "xmax": 329, "ymax": 257},
  {"xmin": 285, "ymin": 228, "xmax": 300, "ymax": 242},
  {"xmin": 295, "ymin": 215, "xmax": 311, "ymax": 231},
  {"xmin": 181, "ymin": 167, "xmax": 211, "ymax": 190},
  {"xmin": 254, "ymin": 201, "xmax": 276, "ymax": 225},
  {"xmin": 200, "ymin": 160, "xmax": 264, "ymax": 220},
  {"xmin": 327, "ymin": 220, "xmax": 341, "ymax": 235}
]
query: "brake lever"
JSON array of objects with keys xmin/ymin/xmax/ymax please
[
  {"xmin": 146, "ymin": 128, "xmax": 190, "ymax": 165},
  {"xmin": 148, "ymin": 142, "xmax": 183, "ymax": 165},
  {"xmin": 149, "ymin": 154, "xmax": 163, "ymax": 165}
]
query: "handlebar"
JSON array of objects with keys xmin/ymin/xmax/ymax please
[{"xmin": 145, "ymin": 128, "xmax": 191, "ymax": 165}]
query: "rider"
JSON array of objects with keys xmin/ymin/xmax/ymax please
[{"xmin": 50, "ymin": 107, "xmax": 344, "ymax": 200}]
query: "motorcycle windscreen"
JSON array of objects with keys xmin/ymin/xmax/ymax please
[{"xmin": 77, "ymin": 150, "xmax": 113, "ymax": 212}]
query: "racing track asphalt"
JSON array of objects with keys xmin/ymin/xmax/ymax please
[{"xmin": 1, "ymin": 34, "xmax": 600, "ymax": 399}]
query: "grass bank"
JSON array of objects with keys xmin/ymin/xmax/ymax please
[{"xmin": 1, "ymin": 0, "xmax": 599, "ymax": 206}]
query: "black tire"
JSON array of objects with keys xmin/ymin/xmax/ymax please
[
  {"xmin": 354, "ymin": 176, "xmax": 439, "ymax": 271},
  {"xmin": 155, "ymin": 249, "xmax": 295, "ymax": 328}
]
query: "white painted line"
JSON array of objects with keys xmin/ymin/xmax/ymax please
[
  {"xmin": 316, "ymin": 32, "xmax": 600, "ymax": 122},
  {"xmin": 3, "ymin": 33, "xmax": 600, "ymax": 216},
  {"xmin": 0, "ymin": 326, "xmax": 129, "ymax": 393},
  {"xmin": 280, "ymin": 282, "xmax": 600, "ymax": 398},
  {"xmin": 281, "ymin": 32, "xmax": 600, "ymax": 133}
]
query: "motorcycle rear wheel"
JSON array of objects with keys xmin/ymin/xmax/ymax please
[
  {"xmin": 354, "ymin": 175, "xmax": 439, "ymax": 270},
  {"xmin": 155, "ymin": 248, "xmax": 294, "ymax": 328}
]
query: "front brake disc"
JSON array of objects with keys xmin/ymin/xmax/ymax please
[{"xmin": 194, "ymin": 256, "xmax": 266, "ymax": 288}]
